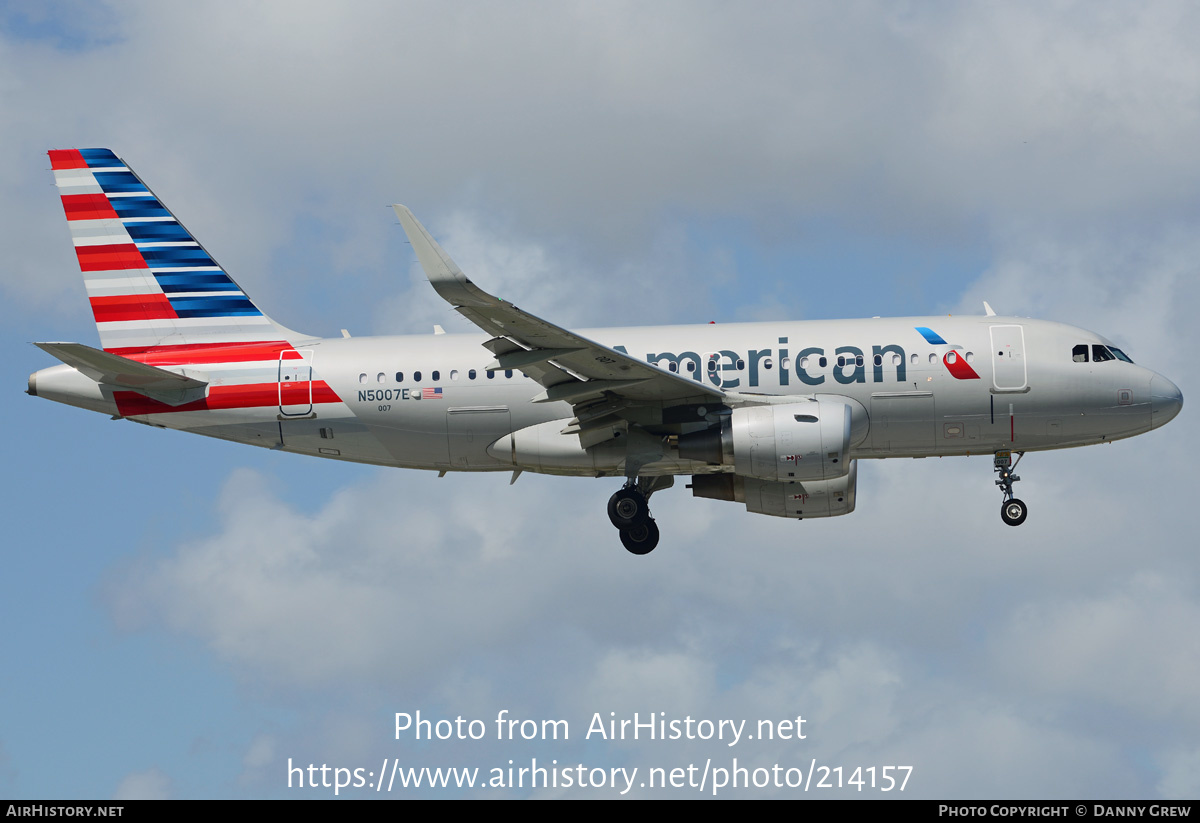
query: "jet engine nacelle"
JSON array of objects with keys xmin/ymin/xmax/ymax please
[
  {"xmin": 689, "ymin": 461, "xmax": 858, "ymax": 519},
  {"xmin": 679, "ymin": 398, "xmax": 854, "ymax": 482}
]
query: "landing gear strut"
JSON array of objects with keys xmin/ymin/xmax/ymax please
[
  {"xmin": 608, "ymin": 477, "xmax": 672, "ymax": 554},
  {"xmin": 994, "ymin": 450, "xmax": 1028, "ymax": 526}
]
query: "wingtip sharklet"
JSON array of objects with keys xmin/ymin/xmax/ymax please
[{"xmin": 392, "ymin": 204, "xmax": 492, "ymax": 308}]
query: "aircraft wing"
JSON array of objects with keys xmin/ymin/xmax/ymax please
[{"xmin": 393, "ymin": 205, "xmax": 724, "ymax": 410}]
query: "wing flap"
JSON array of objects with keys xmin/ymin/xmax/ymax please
[{"xmin": 486, "ymin": 347, "xmax": 587, "ymax": 372}]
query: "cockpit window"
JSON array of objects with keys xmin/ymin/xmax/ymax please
[
  {"xmin": 1092, "ymin": 345, "xmax": 1115, "ymax": 363},
  {"xmin": 1072, "ymin": 344, "xmax": 1089, "ymax": 363},
  {"xmin": 1109, "ymin": 347, "xmax": 1134, "ymax": 363}
]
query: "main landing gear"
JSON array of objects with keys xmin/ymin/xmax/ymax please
[
  {"xmin": 994, "ymin": 450, "xmax": 1028, "ymax": 526},
  {"xmin": 607, "ymin": 477, "xmax": 672, "ymax": 555}
]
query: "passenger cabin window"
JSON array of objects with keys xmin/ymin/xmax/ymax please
[
  {"xmin": 1092, "ymin": 345, "xmax": 1115, "ymax": 363},
  {"xmin": 432, "ymin": 370, "xmax": 441, "ymax": 380},
  {"xmin": 1073, "ymin": 345, "xmax": 1089, "ymax": 363},
  {"xmin": 377, "ymin": 372, "xmax": 386, "ymax": 383},
  {"xmin": 395, "ymin": 371, "xmax": 404, "ymax": 382},
  {"xmin": 414, "ymin": 370, "xmax": 422, "ymax": 381}
]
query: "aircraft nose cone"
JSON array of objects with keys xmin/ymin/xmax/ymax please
[{"xmin": 1150, "ymin": 375, "xmax": 1183, "ymax": 429}]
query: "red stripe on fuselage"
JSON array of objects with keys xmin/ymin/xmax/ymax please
[
  {"xmin": 90, "ymin": 293, "xmax": 178, "ymax": 322},
  {"xmin": 48, "ymin": 149, "xmax": 87, "ymax": 170},
  {"xmin": 113, "ymin": 380, "xmax": 341, "ymax": 416},
  {"xmin": 61, "ymin": 193, "xmax": 118, "ymax": 221},
  {"xmin": 76, "ymin": 243, "xmax": 147, "ymax": 272},
  {"xmin": 106, "ymin": 341, "xmax": 295, "ymax": 365}
]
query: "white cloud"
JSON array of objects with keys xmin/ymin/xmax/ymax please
[
  {"xmin": 9, "ymin": 2, "xmax": 1200, "ymax": 309},
  {"xmin": 374, "ymin": 209, "xmax": 732, "ymax": 336},
  {"xmin": 243, "ymin": 735, "xmax": 275, "ymax": 770},
  {"xmin": 1156, "ymin": 747, "xmax": 1200, "ymax": 797},
  {"xmin": 104, "ymin": 397, "xmax": 1197, "ymax": 796},
  {"xmin": 112, "ymin": 767, "xmax": 172, "ymax": 800},
  {"xmin": 991, "ymin": 573, "xmax": 1200, "ymax": 725}
]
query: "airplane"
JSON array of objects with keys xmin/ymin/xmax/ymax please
[{"xmin": 28, "ymin": 148, "xmax": 1184, "ymax": 554}]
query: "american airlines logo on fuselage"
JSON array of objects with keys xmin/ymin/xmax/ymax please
[{"xmin": 618, "ymin": 327, "xmax": 979, "ymax": 390}]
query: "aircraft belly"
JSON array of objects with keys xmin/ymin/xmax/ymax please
[
  {"xmin": 279, "ymin": 414, "xmax": 390, "ymax": 463},
  {"xmin": 185, "ymin": 421, "xmax": 282, "ymax": 449},
  {"xmin": 368, "ymin": 420, "xmax": 450, "ymax": 466},
  {"xmin": 447, "ymin": 406, "xmax": 512, "ymax": 468},
  {"xmin": 869, "ymin": 393, "xmax": 935, "ymax": 453}
]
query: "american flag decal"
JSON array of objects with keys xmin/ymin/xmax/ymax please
[{"xmin": 422, "ymin": 387, "xmax": 443, "ymax": 399}]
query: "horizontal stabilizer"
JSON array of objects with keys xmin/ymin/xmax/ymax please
[{"xmin": 35, "ymin": 342, "xmax": 208, "ymax": 406}]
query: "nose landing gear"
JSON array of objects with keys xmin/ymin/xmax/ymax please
[
  {"xmin": 607, "ymin": 476, "xmax": 672, "ymax": 554},
  {"xmin": 994, "ymin": 450, "xmax": 1028, "ymax": 526}
]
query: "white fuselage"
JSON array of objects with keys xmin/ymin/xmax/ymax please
[{"xmin": 30, "ymin": 314, "xmax": 1181, "ymax": 477}]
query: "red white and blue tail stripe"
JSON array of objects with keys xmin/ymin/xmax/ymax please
[{"xmin": 49, "ymin": 148, "xmax": 304, "ymax": 353}]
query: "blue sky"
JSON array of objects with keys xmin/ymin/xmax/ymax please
[{"xmin": 3, "ymin": 1, "xmax": 1199, "ymax": 798}]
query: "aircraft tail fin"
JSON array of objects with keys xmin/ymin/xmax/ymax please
[{"xmin": 48, "ymin": 148, "xmax": 305, "ymax": 354}]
